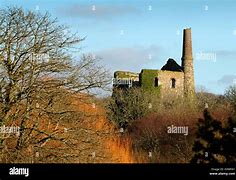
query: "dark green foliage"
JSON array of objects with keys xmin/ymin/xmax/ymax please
[
  {"xmin": 140, "ymin": 69, "xmax": 160, "ymax": 93},
  {"xmin": 137, "ymin": 129, "xmax": 159, "ymax": 152},
  {"xmin": 225, "ymin": 85, "xmax": 236, "ymax": 111},
  {"xmin": 107, "ymin": 88, "xmax": 149, "ymax": 129},
  {"xmin": 191, "ymin": 109, "xmax": 236, "ymax": 163},
  {"xmin": 221, "ymin": 117, "xmax": 236, "ymax": 163}
]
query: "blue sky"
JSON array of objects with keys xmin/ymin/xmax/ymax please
[{"xmin": 1, "ymin": 0, "xmax": 236, "ymax": 94}]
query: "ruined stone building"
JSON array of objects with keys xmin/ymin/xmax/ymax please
[{"xmin": 112, "ymin": 28, "xmax": 195, "ymax": 99}]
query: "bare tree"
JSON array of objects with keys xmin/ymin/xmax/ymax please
[{"xmin": 0, "ymin": 7, "xmax": 110, "ymax": 162}]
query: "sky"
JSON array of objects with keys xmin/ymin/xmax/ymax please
[{"xmin": 1, "ymin": 0, "xmax": 236, "ymax": 95}]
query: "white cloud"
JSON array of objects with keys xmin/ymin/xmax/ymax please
[
  {"xmin": 215, "ymin": 50, "xmax": 236, "ymax": 57},
  {"xmin": 217, "ymin": 75, "xmax": 236, "ymax": 85},
  {"xmin": 58, "ymin": 4, "xmax": 141, "ymax": 19},
  {"xmin": 93, "ymin": 45, "xmax": 163, "ymax": 73}
]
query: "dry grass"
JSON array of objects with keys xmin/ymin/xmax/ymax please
[
  {"xmin": 105, "ymin": 135, "xmax": 134, "ymax": 163},
  {"xmin": 1, "ymin": 90, "xmax": 234, "ymax": 163},
  {"xmin": 119, "ymin": 94, "xmax": 234, "ymax": 163}
]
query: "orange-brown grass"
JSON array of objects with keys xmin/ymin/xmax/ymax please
[
  {"xmin": 93, "ymin": 108, "xmax": 135, "ymax": 163},
  {"xmin": 2, "ymin": 90, "xmax": 233, "ymax": 163},
  {"xmin": 105, "ymin": 135, "xmax": 134, "ymax": 163},
  {"xmin": 126, "ymin": 100, "xmax": 233, "ymax": 163}
]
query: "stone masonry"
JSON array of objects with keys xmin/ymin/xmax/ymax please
[{"xmin": 113, "ymin": 28, "xmax": 195, "ymax": 99}]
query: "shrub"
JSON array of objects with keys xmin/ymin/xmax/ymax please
[
  {"xmin": 191, "ymin": 109, "xmax": 236, "ymax": 163},
  {"xmin": 191, "ymin": 109, "xmax": 223, "ymax": 163},
  {"xmin": 106, "ymin": 88, "xmax": 150, "ymax": 129},
  {"xmin": 196, "ymin": 92, "xmax": 228, "ymax": 110},
  {"xmin": 135, "ymin": 129, "xmax": 159, "ymax": 152},
  {"xmin": 221, "ymin": 117, "xmax": 236, "ymax": 163},
  {"xmin": 225, "ymin": 85, "xmax": 236, "ymax": 111}
]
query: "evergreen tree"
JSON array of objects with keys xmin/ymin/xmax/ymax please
[
  {"xmin": 191, "ymin": 109, "xmax": 223, "ymax": 163},
  {"xmin": 220, "ymin": 117, "xmax": 236, "ymax": 163},
  {"xmin": 191, "ymin": 109, "xmax": 236, "ymax": 163}
]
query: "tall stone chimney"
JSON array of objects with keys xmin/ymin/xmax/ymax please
[{"xmin": 181, "ymin": 28, "xmax": 195, "ymax": 99}]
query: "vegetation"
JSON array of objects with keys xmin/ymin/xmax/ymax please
[
  {"xmin": 225, "ymin": 85, "xmax": 236, "ymax": 111},
  {"xmin": 107, "ymin": 88, "xmax": 150, "ymax": 129},
  {"xmin": 106, "ymin": 86, "xmax": 236, "ymax": 163},
  {"xmin": 0, "ymin": 6, "xmax": 235, "ymax": 164},
  {"xmin": 140, "ymin": 69, "xmax": 160, "ymax": 93},
  {"xmin": 0, "ymin": 7, "xmax": 110, "ymax": 162},
  {"xmin": 191, "ymin": 109, "xmax": 236, "ymax": 163}
]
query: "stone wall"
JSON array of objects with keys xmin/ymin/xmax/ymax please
[
  {"xmin": 139, "ymin": 69, "xmax": 159, "ymax": 90},
  {"xmin": 181, "ymin": 28, "xmax": 195, "ymax": 99},
  {"xmin": 157, "ymin": 70, "xmax": 184, "ymax": 98},
  {"xmin": 114, "ymin": 70, "xmax": 184, "ymax": 98},
  {"xmin": 114, "ymin": 71, "xmax": 139, "ymax": 81},
  {"xmin": 112, "ymin": 28, "xmax": 195, "ymax": 100},
  {"xmin": 113, "ymin": 71, "xmax": 139, "ymax": 88}
]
